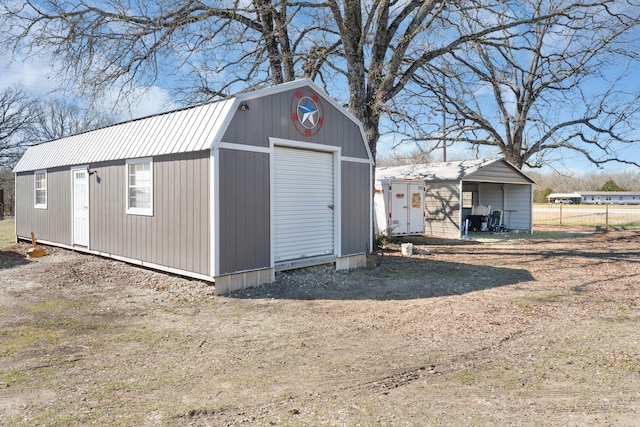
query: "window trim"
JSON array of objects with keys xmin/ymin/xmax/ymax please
[
  {"xmin": 34, "ymin": 170, "xmax": 47, "ymax": 209},
  {"xmin": 462, "ymin": 191, "xmax": 475, "ymax": 209},
  {"xmin": 126, "ymin": 158, "xmax": 153, "ymax": 216}
]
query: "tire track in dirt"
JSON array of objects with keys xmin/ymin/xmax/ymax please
[{"xmin": 173, "ymin": 328, "xmax": 532, "ymax": 426}]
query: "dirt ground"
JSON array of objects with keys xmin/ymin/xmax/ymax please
[{"xmin": 1, "ymin": 230, "xmax": 639, "ymax": 426}]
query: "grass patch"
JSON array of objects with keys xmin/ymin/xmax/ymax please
[
  {"xmin": 25, "ymin": 299, "xmax": 77, "ymax": 315},
  {"xmin": 0, "ymin": 219, "xmax": 16, "ymax": 249},
  {"xmin": 0, "ymin": 368, "xmax": 27, "ymax": 387},
  {"xmin": 0, "ymin": 324, "xmax": 63, "ymax": 357},
  {"xmin": 1, "ymin": 298, "xmax": 115, "ymax": 361},
  {"xmin": 0, "ymin": 362, "xmax": 59, "ymax": 391},
  {"xmin": 115, "ymin": 327, "xmax": 167, "ymax": 349}
]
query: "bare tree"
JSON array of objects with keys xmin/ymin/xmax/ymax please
[
  {"xmin": 0, "ymin": 167, "xmax": 15, "ymax": 216},
  {"xmin": 0, "ymin": 95, "xmax": 111, "ymax": 217},
  {"xmin": 408, "ymin": 0, "xmax": 640, "ymax": 169},
  {"xmin": 609, "ymin": 169, "xmax": 640, "ymax": 191},
  {"xmin": 26, "ymin": 99, "xmax": 116, "ymax": 142},
  {"xmin": 2, "ymin": 0, "xmax": 635, "ymax": 165},
  {"xmin": 0, "ymin": 87, "xmax": 36, "ymax": 168},
  {"xmin": 531, "ymin": 169, "xmax": 640, "ymax": 193},
  {"xmin": 376, "ymin": 148, "xmax": 434, "ymax": 167}
]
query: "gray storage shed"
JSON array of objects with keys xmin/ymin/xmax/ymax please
[
  {"xmin": 13, "ymin": 79, "xmax": 373, "ymax": 294},
  {"xmin": 376, "ymin": 159, "xmax": 534, "ymax": 239}
]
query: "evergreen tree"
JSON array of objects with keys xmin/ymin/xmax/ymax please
[{"xmin": 599, "ymin": 179, "xmax": 626, "ymax": 192}]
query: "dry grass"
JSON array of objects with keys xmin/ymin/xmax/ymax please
[
  {"xmin": 1, "ymin": 232, "xmax": 639, "ymax": 426},
  {"xmin": 0, "ymin": 219, "xmax": 15, "ymax": 249}
]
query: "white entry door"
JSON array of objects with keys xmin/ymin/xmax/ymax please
[{"xmin": 73, "ymin": 168, "xmax": 89, "ymax": 246}]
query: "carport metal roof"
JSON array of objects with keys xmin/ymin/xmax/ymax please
[{"xmin": 376, "ymin": 158, "xmax": 535, "ymax": 184}]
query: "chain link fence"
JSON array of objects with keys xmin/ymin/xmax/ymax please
[{"xmin": 533, "ymin": 204, "xmax": 640, "ymax": 230}]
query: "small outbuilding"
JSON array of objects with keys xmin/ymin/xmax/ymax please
[
  {"xmin": 376, "ymin": 158, "xmax": 535, "ymax": 239},
  {"xmin": 374, "ymin": 178, "xmax": 425, "ymax": 236},
  {"xmin": 546, "ymin": 192, "xmax": 581, "ymax": 204},
  {"xmin": 13, "ymin": 79, "xmax": 374, "ymax": 294}
]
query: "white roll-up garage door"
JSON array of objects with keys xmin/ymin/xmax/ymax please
[{"xmin": 274, "ymin": 146, "xmax": 335, "ymax": 262}]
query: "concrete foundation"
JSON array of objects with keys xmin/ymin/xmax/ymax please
[
  {"xmin": 335, "ymin": 253, "xmax": 367, "ymax": 270},
  {"xmin": 214, "ymin": 268, "xmax": 276, "ymax": 295},
  {"xmin": 215, "ymin": 253, "xmax": 368, "ymax": 295}
]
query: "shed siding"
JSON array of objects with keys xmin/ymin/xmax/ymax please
[
  {"xmin": 477, "ymin": 183, "xmax": 505, "ymax": 211},
  {"xmin": 425, "ymin": 181, "xmax": 460, "ymax": 239},
  {"xmin": 90, "ymin": 151, "xmax": 210, "ymax": 275},
  {"xmin": 218, "ymin": 148, "xmax": 271, "ymax": 274},
  {"xmin": 341, "ymin": 161, "xmax": 371, "ymax": 255},
  {"xmin": 15, "ymin": 168, "xmax": 72, "ymax": 245},
  {"xmin": 222, "ymin": 89, "xmax": 368, "ymax": 159},
  {"xmin": 504, "ymin": 185, "xmax": 532, "ymax": 230},
  {"xmin": 478, "ymin": 183, "xmax": 532, "ymax": 231},
  {"xmin": 470, "ymin": 162, "xmax": 532, "ymax": 184}
]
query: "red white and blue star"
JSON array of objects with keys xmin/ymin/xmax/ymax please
[{"xmin": 291, "ymin": 89, "xmax": 324, "ymax": 136}]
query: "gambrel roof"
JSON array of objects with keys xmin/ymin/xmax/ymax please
[
  {"xmin": 14, "ymin": 79, "xmax": 372, "ymax": 173},
  {"xmin": 14, "ymin": 99, "xmax": 235, "ymax": 173}
]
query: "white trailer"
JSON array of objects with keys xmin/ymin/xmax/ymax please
[{"xmin": 374, "ymin": 179, "xmax": 425, "ymax": 236}]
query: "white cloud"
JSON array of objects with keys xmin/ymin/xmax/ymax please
[
  {"xmin": 0, "ymin": 45, "xmax": 177, "ymax": 122},
  {"xmin": 102, "ymin": 85, "xmax": 178, "ymax": 121},
  {"xmin": 0, "ymin": 56, "xmax": 58, "ymax": 95}
]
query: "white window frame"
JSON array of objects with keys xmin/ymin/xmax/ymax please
[
  {"xmin": 462, "ymin": 191, "xmax": 475, "ymax": 209},
  {"xmin": 126, "ymin": 158, "xmax": 153, "ymax": 216},
  {"xmin": 34, "ymin": 170, "xmax": 47, "ymax": 209}
]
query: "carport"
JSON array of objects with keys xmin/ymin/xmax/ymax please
[{"xmin": 376, "ymin": 158, "xmax": 535, "ymax": 239}]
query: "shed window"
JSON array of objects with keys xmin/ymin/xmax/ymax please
[
  {"xmin": 34, "ymin": 170, "xmax": 47, "ymax": 209},
  {"xmin": 462, "ymin": 191, "xmax": 475, "ymax": 209},
  {"xmin": 126, "ymin": 158, "xmax": 153, "ymax": 216}
]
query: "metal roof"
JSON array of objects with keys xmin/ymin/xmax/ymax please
[
  {"xmin": 14, "ymin": 78, "xmax": 372, "ymax": 173},
  {"xmin": 549, "ymin": 191, "xmax": 640, "ymax": 198},
  {"xmin": 13, "ymin": 99, "xmax": 235, "ymax": 173},
  {"xmin": 376, "ymin": 158, "xmax": 535, "ymax": 183},
  {"xmin": 546, "ymin": 192, "xmax": 582, "ymax": 199},
  {"xmin": 378, "ymin": 159, "xmax": 493, "ymax": 180}
]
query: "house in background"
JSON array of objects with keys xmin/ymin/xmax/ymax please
[
  {"xmin": 13, "ymin": 79, "xmax": 374, "ymax": 294},
  {"xmin": 376, "ymin": 158, "xmax": 535, "ymax": 239},
  {"xmin": 547, "ymin": 191, "xmax": 640, "ymax": 205}
]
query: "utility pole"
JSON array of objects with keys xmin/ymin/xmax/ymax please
[{"xmin": 441, "ymin": 72, "xmax": 447, "ymax": 162}]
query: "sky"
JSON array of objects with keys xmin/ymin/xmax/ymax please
[
  {"xmin": 3, "ymin": 49, "xmax": 638, "ymax": 177},
  {"xmin": 0, "ymin": 53, "xmax": 174, "ymax": 121},
  {"xmin": 1, "ymin": 1, "xmax": 639, "ymax": 177}
]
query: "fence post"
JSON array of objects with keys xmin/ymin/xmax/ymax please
[
  {"xmin": 559, "ymin": 204, "xmax": 563, "ymax": 226},
  {"xmin": 605, "ymin": 204, "xmax": 609, "ymax": 231}
]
